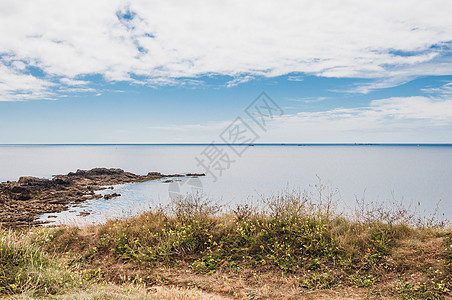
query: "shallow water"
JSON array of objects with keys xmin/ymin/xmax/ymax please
[{"xmin": 0, "ymin": 144, "xmax": 451, "ymax": 225}]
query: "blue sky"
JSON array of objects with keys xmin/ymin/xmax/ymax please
[{"xmin": 1, "ymin": 0, "xmax": 452, "ymax": 143}]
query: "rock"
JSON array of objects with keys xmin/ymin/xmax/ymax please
[
  {"xmin": 52, "ymin": 177, "xmax": 72, "ymax": 185},
  {"xmin": 11, "ymin": 186, "xmax": 31, "ymax": 194},
  {"xmin": 49, "ymin": 199, "xmax": 68, "ymax": 204},
  {"xmin": 10, "ymin": 186, "xmax": 33, "ymax": 200},
  {"xmin": 147, "ymin": 172, "xmax": 162, "ymax": 177},
  {"xmin": 18, "ymin": 177, "xmax": 52, "ymax": 187},
  {"xmin": 186, "ymin": 173, "xmax": 206, "ymax": 177},
  {"xmin": 86, "ymin": 168, "xmax": 124, "ymax": 176},
  {"xmin": 103, "ymin": 193, "xmax": 121, "ymax": 200},
  {"xmin": 16, "ymin": 178, "xmax": 54, "ymax": 196}
]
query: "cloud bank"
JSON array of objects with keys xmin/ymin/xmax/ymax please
[
  {"xmin": 144, "ymin": 86, "xmax": 452, "ymax": 143},
  {"xmin": 264, "ymin": 94, "xmax": 452, "ymax": 143},
  {"xmin": 1, "ymin": 0, "xmax": 452, "ymax": 100}
]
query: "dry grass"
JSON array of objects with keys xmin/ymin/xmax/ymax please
[
  {"xmin": 1, "ymin": 191, "xmax": 451, "ymax": 299},
  {"xmin": 8, "ymin": 284, "xmax": 230, "ymax": 299}
]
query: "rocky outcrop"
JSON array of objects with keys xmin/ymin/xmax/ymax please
[{"xmin": 0, "ymin": 168, "xmax": 204, "ymax": 227}]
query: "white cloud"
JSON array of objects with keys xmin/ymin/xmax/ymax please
[
  {"xmin": 369, "ymin": 96, "xmax": 452, "ymax": 122},
  {"xmin": 287, "ymin": 75, "xmax": 304, "ymax": 82},
  {"xmin": 10, "ymin": 61, "xmax": 26, "ymax": 71},
  {"xmin": 421, "ymin": 82, "xmax": 452, "ymax": 95},
  {"xmin": 143, "ymin": 95, "xmax": 452, "ymax": 143},
  {"xmin": 226, "ymin": 75, "xmax": 254, "ymax": 87},
  {"xmin": 58, "ymin": 87, "xmax": 97, "ymax": 93},
  {"xmin": 288, "ymin": 97, "xmax": 328, "ymax": 103},
  {"xmin": 60, "ymin": 78, "xmax": 89, "ymax": 86},
  {"xmin": 264, "ymin": 96, "xmax": 452, "ymax": 142},
  {"xmin": 0, "ymin": 64, "xmax": 55, "ymax": 101},
  {"xmin": 145, "ymin": 77, "xmax": 205, "ymax": 88},
  {"xmin": 1, "ymin": 0, "xmax": 452, "ymax": 100}
]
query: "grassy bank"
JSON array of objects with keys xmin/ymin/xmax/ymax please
[{"xmin": 1, "ymin": 192, "xmax": 451, "ymax": 299}]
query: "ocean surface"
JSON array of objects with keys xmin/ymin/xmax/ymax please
[{"xmin": 0, "ymin": 144, "xmax": 451, "ymax": 225}]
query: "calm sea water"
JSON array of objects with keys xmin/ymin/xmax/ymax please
[{"xmin": 0, "ymin": 145, "xmax": 451, "ymax": 225}]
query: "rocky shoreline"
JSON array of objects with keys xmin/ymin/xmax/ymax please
[{"xmin": 0, "ymin": 168, "xmax": 204, "ymax": 227}]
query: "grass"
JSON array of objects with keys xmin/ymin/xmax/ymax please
[
  {"xmin": 1, "ymin": 190, "xmax": 451, "ymax": 299},
  {"xmin": 0, "ymin": 229, "xmax": 83, "ymax": 296}
]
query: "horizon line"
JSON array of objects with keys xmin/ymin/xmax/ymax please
[{"xmin": 1, "ymin": 143, "xmax": 452, "ymax": 146}]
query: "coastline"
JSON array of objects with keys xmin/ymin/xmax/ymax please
[{"xmin": 0, "ymin": 168, "xmax": 204, "ymax": 227}]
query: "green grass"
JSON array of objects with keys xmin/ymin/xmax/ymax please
[{"xmin": 0, "ymin": 229, "xmax": 83, "ymax": 296}]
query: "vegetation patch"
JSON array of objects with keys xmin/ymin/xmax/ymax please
[{"xmin": 1, "ymin": 191, "xmax": 451, "ymax": 299}]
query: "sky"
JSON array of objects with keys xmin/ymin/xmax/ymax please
[{"xmin": 1, "ymin": 0, "xmax": 452, "ymax": 144}]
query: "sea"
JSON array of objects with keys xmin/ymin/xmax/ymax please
[{"xmin": 0, "ymin": 144, "xmax": 451, "ymax": 225}]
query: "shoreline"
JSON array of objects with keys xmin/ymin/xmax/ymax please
[{"xmin": 0, "ymin": 168, "xmax": 204, "ymax": 227}]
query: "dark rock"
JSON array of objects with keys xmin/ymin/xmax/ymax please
[
  {"xmin": 49, "ymin": 199, "xmax": 68, "ymax": 204},
  {"xmin": 147, "ymin": 172, "xmax": 162, "ymax": 177},
  {"xmin": 186, "ymin": 173, "xmax": 206, "ymax": 177},
  {"xmin": 103, "ymin": 193, "xmax": 121, "ymax": 200},
  {"xmin": 11, "ymin": 186, "xmax": 31, "ymax": 194},
  {"xmin": 10, "ymin": 186, "xmax": 33, "ymax": 200},
  {"xmin": 18, "ymin": 177, "xmax": 53, "ymax": 187},
  {"xmin": 52, "ymin": 177, "xmax": 72, "ymax": 185},
  {"xmin": 88, "ymin": 168, "xmax": 124, "ymax": 175}
]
